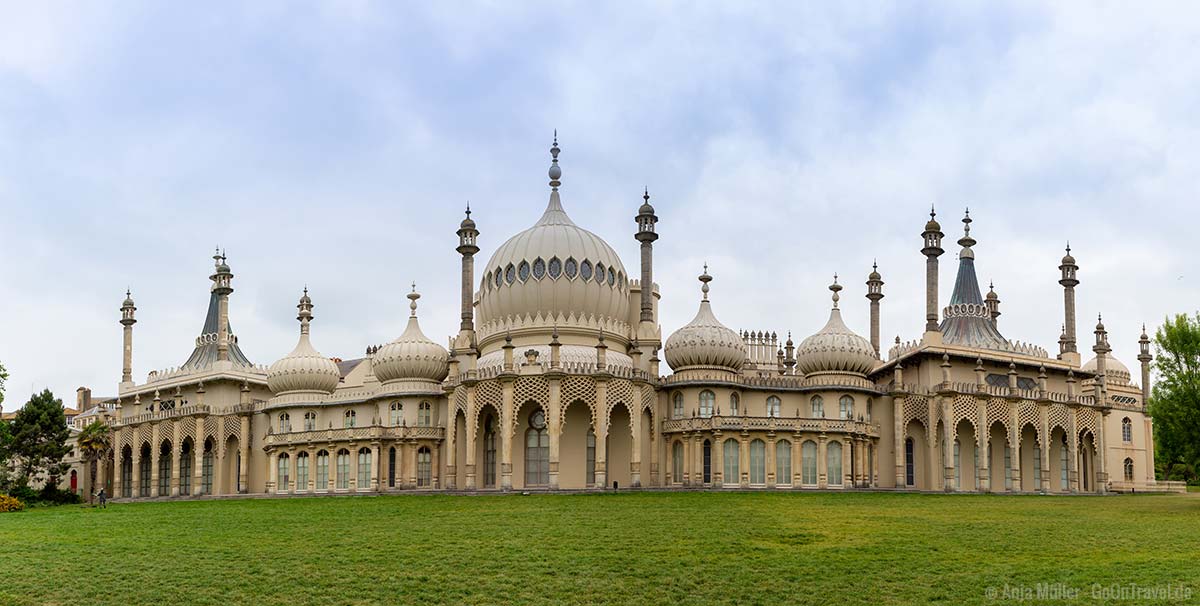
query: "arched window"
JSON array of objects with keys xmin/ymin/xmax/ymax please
[
  {"xmin": 953, "ymin": 439, "xmax": 961, "ymax": 489},
  {"xmin": 904, "ymin": 438, "xmax": 914, "ymax": 487},
  {"xmin": 179, "ymin": 441, "xmax": 193, "ymax": 495},
  {"xmin": 484, "ymin": 416, "xmax": 497, "ymax": 488},
  {"xmin": 586, "ymin": 429, "xmax": 596, "ymax": 486},
  {"xmin": 344, "ymin": 410, "xmax": 356, "ymax": 428},
  {"xmin": 767, "ymin": 396, "xmax": 781, "ymax": 418},
  {"xmin": 158, "ymin": 441, "xmax": 172, "ymax": 496},
  {"xmin": 749, "ymin": 439, "xmax": 766, "ymax": 484},
  {"xmin": 494, "ymin": 268, "xmax": 503, "ymax": 288},
  {"xmin": 388, "ymin": 447, "xmax": 397, "ymax": 488},
  {"xmin": 532, "ymin": 257, "xmax": 546, "ymax": 280},
  {"xmin": 121, "ymin": 448, "xmax": 133, "ymax": 498},
  {"xmin": 729, "ymin": 393, "xmax": 740, "ymax": 416},
  {"xmin": 419, "ymin": 402, "xmax": 432, "ymax": 427},
  {"xmin": 565, "ymin": 257, "xmax": 578, "ymax": 279},
  {"xmin": 1032, "ymin": 443, "xmax": 1041, "ymax": 489},
  {"xmin": 277, "ymin": 453, "xmax": 290, "ymax": 492},
  {"xmin": 702, "ymin": 440, "xmax": 712, "ymax": 484},
  {"xmin": 595, "ymin": 262, "xmax": 606, "ymax": 283},
  {"xmin": 723, "ymin": 439, "xmax": 740, "ymax": 485},
  {"xmin": 548, "ymin": 257, "xmax": 562, "ymax": 279},
  {"xmin": 304, "ymin": 411, "xmax": 317, "ymax": 431},
  {"xmin": 699, "ymin": 391, "xmax": 715, "ymax": 418},
  {"xmin": 672, "ymin": 441, "xmax": 684, "ymax": 484},
  {"xmin": 1123, "ymin": 457, "xmax": 1134, "ymax": 482},
  {"xmin": 336, "ymin": 449, "xmax": 350, "ymax": 490},
  {"xmin": 1122, "ymin": 417, "xmax": 1132, "ymax": 442},
  {"xmin": 279, "ymin": 413, "xmax": 291, "ymax": 433},
  {"xmin": 810, "ymin": 395, "xmax": 824, "ymax": 418},
  {"xmin": 1059, "ymin": 435, "xmax": 1069, "ymax": 491},
  {"xmin": 518, "ymin": 260, "xmax": 531, "ymax": 282},
  {"xmin": 505, "ymin": 263, "xmax": 516, "ymax": 284},
  {"xmin": 201, "ymin": 439, "xmax": 214, "ymax": 495},
  {"xmin": 316, "ymin": 450, "xmax": 330, "ymax": 491},
  {"xmin": 525, "ymin": 409, "xmax": 549, "ymax": 486},
  {"xmin": 839, "ymin": 395, "xmax": 854, "ymax": 420},
  {"xmin": 139, "ymin": 444, "xmax": 151, "ymax": 496},
  {"xmin": 866, "ymin": 398, "xmax": 873, "ymax": 422},
  {"xmin": 296, "ymin": 452, "xmax": 309, "ymax": 492},
  {"xmin": 802, "ymin": 440, "xmax": 818, "ymax": 485},
  {"xmin": 776, "ymin": 440, "xmax": 792, "ymax": 486},
  {"xmin": 390, "ymin": 402, "xmax": 403, "ymax": 426},
  {"xmin": 672, "ymin": 393, "xmax": 684, "ymax": 419},
  {"xmin": 418, "ymin": 447, "xmax": 432, "ymax": 487},
  {"xmin": 827, "ymin": 441, "xmax": 843, "ymax": 486},
  {"xmin": 357, "ymin": 448, "xmax": 372, "ymax": 490},
  {"xmin": 580, "ymin": 259, "xmax": 593, "ymax": 280}
]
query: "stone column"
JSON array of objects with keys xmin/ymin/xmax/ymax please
[
  {"xmin": 114, "ymin": 430, "xmax": 124, "ymax": 499},
  {"xmin": 630, "ymin": 406, "xmax": 642, "ymax": 488},
  {"xmin": 739, "ymin": 434, "xmax": 750, "ymax": 488},
  {"xmin": 894, "ymin": 397, "xmax": 906, "ymax": 488},
  {"xmin": 239, "ymin": 415, "xmax": 250, "ymax": 494},
  {"xmin": 500, "ymin": 379, "xmax": 514, "ymax": 491},
  {"xmin": 432, "ymin": 443, "xmax": 441, "ymax": 489},
  {"xmin": 131, "ymin": 442, "xmax": 141, "ymax": 498},
  {"xmin": 445, "ymin": 401, "xmax": 458, "ymax": 490},
  {"xmin": 1067, "ymin": 407, "xmax": 1080, "ymax": 493},
  {"xmin": 1009, "ymin": 407, "xmax": 1021, "ymax": 493},
  {"xmin": 150, "ymin": 422, "xmax": 161, "ymax": 497},
  {"xmin": 792, "ymin": 432, "xmax": 802, "ymax": 487},
  {"xmin": 408, "ymin": 442, "xmax": 419, "ymax": 488},
  {"xmin": 371, "ymin": 443, "xmax": 381, "ymax": 491},
  {"xmin": 942, "ymin": 399, "xmax": 954, "ymax": 492},
  {"xmin": 713, "ymin": 434, "xmax": 724, "ymax": 486},
  {"xmin": 1038, "ymin": 406, "xmax": 1051, "ymax": 493},
  {"xmin": 595, "ymin": 381, "xmax": 609, "ymax": 489},
  {"xmin": 680, "ymin": 432, "xmax": 689, "ymax": 485},
  {"xmin": 193, "ymin": 421, "xmax": 205, "ymax": 496},
  {"xmin": 842, "ymin": 437, "xmax": 852, "ymax": 487},
  {"xmin": 817, "ymin": 434, "xmax": 828, "ymax": 489},
  {"xmin": 1096, "ymin": 410, "xmax": 1109, "ymax": 494},
  {"xmin": 267, "ymin": 451, "xmax": 278, "ymax": 493},
  {"xmin": 548, "ymin": 377, "xmax": 562, "ymax": 490},
  {"xmin": 766, "ymin": 436, "xmax": 777, "ymax": 488},
  {"xmin": 170, "ymin": 422, "xmax": 181, "ymax": 497},
  {"xmin": 464, "ymin": 387, "xmax": 478, "ymax": 490}
]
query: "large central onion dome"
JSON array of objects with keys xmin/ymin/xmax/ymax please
[
  {"xmin": 267, "ymin": 289, "xmax": 341, "ymax": 396},
  {"xmin": 665, "ymin": 267, "xmax": 745, "ymax": 375},
  {"xmin": 475, "ymin": 137, "xmax": 630, "ymax": 343},
  {"xmin": 373, "ymin": 287, "xmax": 450, "ymax": 386},
  {"xmin": 795, "ymin": 278, "xmax": 877, "ymax": 377}
]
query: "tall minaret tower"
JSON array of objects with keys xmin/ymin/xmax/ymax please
[
  {"xmin": 920, "ymin": 206, "xmax": 945, "ymax": 342},
  {"xmin": 120, "ymin": 289, "xmax": 137, "ymax": 387},
  {"xmin": 1092, "ymin": 314, "xmax": 1110, "ymax": 403},
  {"xmin": 635, "ymin": 188, "xmax": 659, "ymax": 323},
  {"xmin": 210, "ymin": 249, "xmax": 234, "ymax": 364},
  {"xmin": 456, "ymin": 205, "xmax": 480, "ymax": 334},
  {"xmin": 1059, "ymin": 244, "xmax": 1080, "ymax": 364},
  {"xmin": 985, "ymin": 281, "xmax": 1001, "ymax": 327},
  {"xmin": 1137, "ymin": 325, "xmax": 1153, "ymax": 409},
  {"xmin": 865, "ymin": 261, "xmax": 884, "ymax": 356}
]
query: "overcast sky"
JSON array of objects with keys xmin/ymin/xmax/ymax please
[{"xmin": 2, "ymin": 2, "xmax": 1197, "ymax": 409}]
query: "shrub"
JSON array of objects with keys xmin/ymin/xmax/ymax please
[
  {"xmin": 8, "ymin": 484, "xmax": 36, "ymax": 504},
  {"xmin": 0, "ymin": 494, "xmax": 23, "ymax": 513},
  {"xmin": 37, "ymin": 485, "xmax": 82, "ymax": 505}
]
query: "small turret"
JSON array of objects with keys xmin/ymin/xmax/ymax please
[{"xmin": 921, "ymin": 206, "xmax": 945, "ymax": 333}]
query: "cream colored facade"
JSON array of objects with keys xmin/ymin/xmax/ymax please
[{"xmin": 83, "ymin": 138, "xmax": 1172, "ymax": 500}]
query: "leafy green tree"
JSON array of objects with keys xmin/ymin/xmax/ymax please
[
  {"xmin": 9, "ymin": 389, "xmax": 71, "ymax": 488},
  {"xmin": 1149, "ymin": 313, "xmax": 1200, "ymax": 482},
  {"xmin": 0, "ymin": 360, "xmax": 8, "ymax": 408},
  {"xmin": 76, "ymin": 421, "xmax": 111, "ymax": 505},
  {"xmin": 0, "ymin": 417, "xmax": 10, "ymax": 491}
]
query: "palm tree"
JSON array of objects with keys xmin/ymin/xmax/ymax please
[{"xmin": 76, "ymin": 421, "xmax": 111, "ymax": 505}]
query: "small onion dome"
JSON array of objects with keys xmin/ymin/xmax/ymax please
[
  {"xmin": 122, "ymin": 289, "xmax": 135, "ymax": 307},
  {"xmin": 795, "ymin": 277, "xmax": 877, "ymax": 376},
  {"xmin": 460, "ymin": 204, "xmax": 476, "ymax": 230},
  {"xmin": 638, "ymin": 188, "xmax": 655, "ymax": 215},
  {"xmin": 373, "ymin": 286, "xmax": 449, "ymax": 384},
  {"xmin": 1082, "ymin": 352, "xmax": 1132, "ymax": 385},
  {"xmin": 925, "ymin": 207, "xmax": 941, "ymax": 232},
  {"xmin": 1062, "ymin": 243, "xmax": 1076, "ymax": 266},
  {"xmin": 664, "ymin": 267, "xmax": 746, "ymax": 373},
  {"xmin": 868, "ymin": 262, "xmax": 882, "ymax": 282},
  {"xmin": 986, "ymin": 282, "xmax": 998, "ymax": 301},
  {"xmin": 267, "ymin": 289, "xmax": 340, "ymax": 396}
]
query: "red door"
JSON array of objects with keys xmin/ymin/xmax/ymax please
[{"xmin": 70, "ymin": 470, "xmax": 78, "ymax": 492}]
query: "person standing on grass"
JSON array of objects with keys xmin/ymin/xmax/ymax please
[{"xmin": 96, "ymin": 488, "xmax": 107, "ymax": 509}]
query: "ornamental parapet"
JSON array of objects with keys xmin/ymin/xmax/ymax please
[
  {"xmin": 114, "ymin": 404, "xmax": 212, "ymax": 428},
  {"xmin": 263, "ymin": 424, "xmax": 445, "ymax": 450},
  {"xmin": 446, "ymin": 364, "xmax": 653, "ymax": 387},
  {"xmin": 659, "ymin": 372, "xmax": 879, "ymax": 393},
  {"xmin": 882, "ymin": 382, "xmax": 1101, "ymax": 407},
  {"xmin": 661, "ymin": 416, "xmax": 880, "ymax": 438}
]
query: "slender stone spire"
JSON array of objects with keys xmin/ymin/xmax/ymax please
[
  {"xmin": 866, "ymin": 260, "xmax": 884, "ymax": 357},
  {"xmin": 210, "ymin": 249, "xmax": 234, "ymax": 362},
  {"xmin": 1059, "ymin": 243, "xmax": 1080, "ymax": 359},
  {"xmin": 921, "ymin": 205, "xmax": 945, "ymax": 334},
  {"xmin": 1093, "ymin": 314, "xmax": 1111, "ymax": 403},
  {"xmin": 120, "ymin": 289, "xmax": 137, "ymax": 385},
  {"xmin": 635, "ymin": 187, "xmax": 659, "ymax": 323},
  {"xmin": 456, "ymin": 203, "xmax": 479, "ymax": 333},
  {"xmin": 985, "ymin": 280, "xmax": 1000, "ymax": 327},
  {"xmin": 1137, "ymin": 324, "xmax": 1153, "ymax": 409}
]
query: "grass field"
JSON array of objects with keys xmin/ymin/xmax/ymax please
[{"xmin": 2, "ymin": 492, "xmax": 1198, "ymax": 606}]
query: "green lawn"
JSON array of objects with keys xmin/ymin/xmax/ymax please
[{"xmin": 2, "ymin": 492, "xmax": 1198, "ymax": 606}]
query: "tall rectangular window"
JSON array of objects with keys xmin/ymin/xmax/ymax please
[
  {"xmin": 337, "ymin": 452, "xmax": 350, "ymax": 490},
  {"xmin": 776, "ymin": 441, "xmax": 792, "ymax": 486},
  {"xmin": 358, "ymin": 450, "xmax": 372, "ymax": 490},
  {"xmin": 317, "ymin": 452, "xmax": 329, "ymax": 490},
  {"xmin": 296, "ymin": 454, "xmax": 309, "ymax": 492},
  {"xmin": 804, "ymin": 441, "xmax": 819, "ymax": 486}
]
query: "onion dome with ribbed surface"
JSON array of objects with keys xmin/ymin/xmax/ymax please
[
  {"xmin": 373, "ymin": 286, "xmax": 449, "ymax": 385},
  {"xmin": 475, "ymin": 136, "xmax": 629, "ymax": 343},
  {"xmin": 664, "ymin": 267, "xmax": 746, "ymax": 374},
  {"xmin": 795, "ymin": 277, "xmax": 877, "ymax": 376},
  {"xmin": 267, "ymin": 289, "xmax": 340, "ymax": 396},
  {"xmin": 1082, "ymin": 352, "xmax": 1131, "ymax": 385}
]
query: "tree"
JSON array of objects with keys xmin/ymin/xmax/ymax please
[
  {"xmin": 0, "ymin": 360, "xmax": 8, "ymax": 408},
  {"xmin": 9, "ymin": 389, "xmax": 71, "ymax": 488},
  {"xmin": 76, "ymin": 420, "xmax": 111, "ymax": 505},
  {"xmin": 0, "ymin": 417, "xmax": 10, "ymax": 491},
  {"xmin": 1149, "ymin": 312, "xmax": 1200, "ymax": 482}
]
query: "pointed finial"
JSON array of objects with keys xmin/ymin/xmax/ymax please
[
  {"xmin": 698, "ymin": 264, "xmax": 712, "ymax": 301},
  {"xmin": 465, "ymin": 201, "xmax": 471, "ymax": 218},
  {"xmin": 829, "ymin": 274, "xmax": 842, "ymax": 309},
  {"xmin": 1066, "ymin": 241, "xmax": 1071, "ymax": 254},
  {"xmin": 872, "ymin": 259, "xmax": 878, "ymax": 271},
  {"xmin": 644, "ymin": 186, "xmax": 649, "ymax": 201},
  {"xmin": 548, "ymin": 132, "xmax": 562, "ymax": 190},
  {"xmin": 407, "ymin": 283, "xmax": 421, "ymax": 317},
  {"xmin": 930, "ymin": 204, "xmax": 936, "ymax": 219}
]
